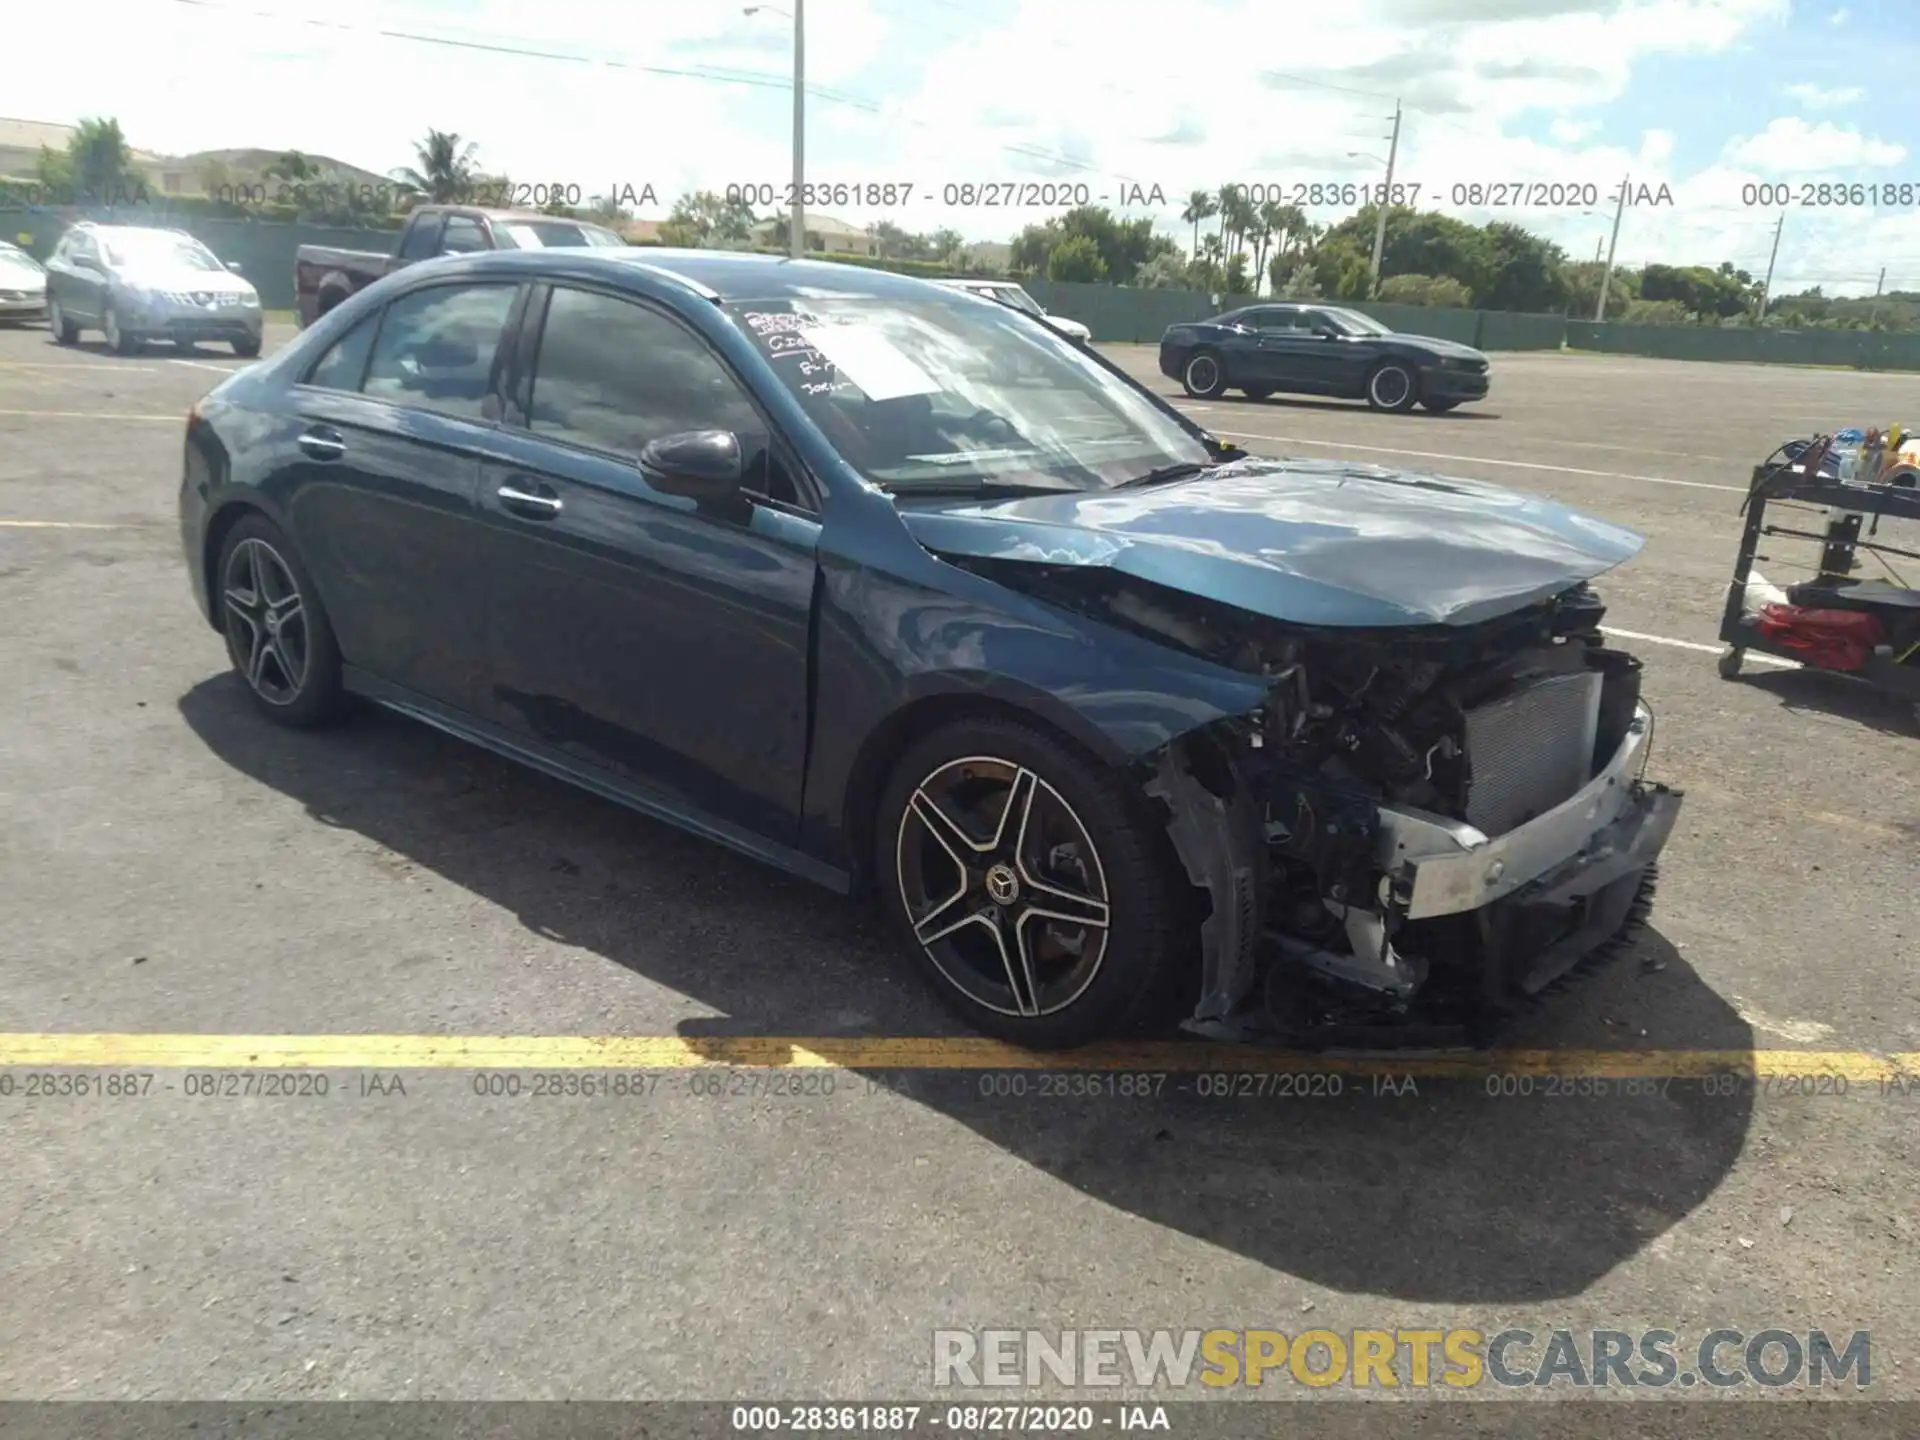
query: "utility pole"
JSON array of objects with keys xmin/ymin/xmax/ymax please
[
  {"xmin": 1869, "ymin": 264, "xmax": 1886, "ymax": 327},
  {"xmin": 791, "ymin": 0, "xmax": 805, "ymax": 259},
  {"xmin": 1368, "ymin": 101, "xmax": 1402, "ymax": 292},
  {"xmin": 1595, "ymin": 174, "xmax": 1629, "ymax": 322},
  {"xmin": 1594, "ymin": 237, "xmax": 1603, "ymax": 263},
  {"xmin": 1756, "ymin": 210, "xmax": 1784, "ymax": 322}
]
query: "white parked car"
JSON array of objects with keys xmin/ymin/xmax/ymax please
[
  {"xmin": 934, "ymin": 278, "xmax": 1092, "ymax": 344},
  {"xmin": 0, "ymin": 241, "xmax": 49, "ymax": 325}
]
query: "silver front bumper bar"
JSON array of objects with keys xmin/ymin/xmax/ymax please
[{"xmin": 1376, "ymin": 703, "xmax": 1658, "ymax": 920}]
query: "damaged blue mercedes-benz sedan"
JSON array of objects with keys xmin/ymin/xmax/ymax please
[{"xmin": 178, "ymin": 248, "xmax": 1681, "ymax": 1050}]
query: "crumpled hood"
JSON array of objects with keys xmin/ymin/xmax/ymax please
[{"xmin": 898, "ymin": 457, "xmax": 1643, "ymax": 628}]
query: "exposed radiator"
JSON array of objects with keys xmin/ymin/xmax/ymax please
[{"xmin": 1462, "ymin": 671, "xmax": 1603, "ymax": 836}]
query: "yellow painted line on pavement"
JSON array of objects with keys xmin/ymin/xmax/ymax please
[
  {"xmin": 0, "ymin": 1035, "xmax": 1914, "ymax": 1081},
  {"xmin": 0, "ymin": 408, "xmax": 179, "ymax": 422}
]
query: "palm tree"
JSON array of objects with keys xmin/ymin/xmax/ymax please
[
  {"xmin": 1214, "ymin": 185, "xmax": 1240, "ymax": 261},
  {"xmin": 1198, "ymin": 232, "xmax": 1225, "ymax": 288},
  {"xmin": 391, "ymin": 130, "xmax": 481, "ymax": 203},
  {"xmin": 1181, "ymin": 189, "xmax": 1218, "ymax": 259}
]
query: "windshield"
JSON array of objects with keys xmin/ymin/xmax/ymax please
[
  {"xmin": 100, "ymin": 231, "xmax": 223, "ymax": 271},
  {"xmin": 493, "ymin": 220, "xmax": 626, "ymax": 250},
  {"xmin": 1323, "ymin": 307, "xmax": 1392, "ymax": 336},
  {"xmin": 981, "ymin": 285, "xmax": 1045, "ymax": 317},
  {"xmin": 731, "ymin": 293, "xmax": 1209, "ymax": 492}
]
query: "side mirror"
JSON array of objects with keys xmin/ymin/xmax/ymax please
[
  {"xmin": 1312, "ymin": 326, "xmax": 1338, "ymax": 339},
  {"xmin": 225, "ymin": 260, "xmax": 245, "ymax": 275},
  {"xmin": 639, "ymin": 429, "xmax": 745, "ymax": 500}
]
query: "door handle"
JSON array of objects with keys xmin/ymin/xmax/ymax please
[
  {"xmin": 297, "ymin": 426, "xmax": 345, "ymax": 460},
  {"xmin": 498, "ymin": 483, "xmax": 563, "ymax": 518}
]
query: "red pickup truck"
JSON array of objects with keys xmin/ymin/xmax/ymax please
[{"xmin": 294, "ymin": 205, "xmax": 627, "ymax": 327}]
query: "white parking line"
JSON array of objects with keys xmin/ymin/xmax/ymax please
[
  {"xmin": 0, "ymin": 409, "xmax": 179, "ymax": 422},
  {"xmin": 0, "ymin": 362, "xmax": 160, "ymax": 373},
  {"xmin": 1602, "ymin": 626, "xmax": 1796, "ymax": 667},
  {"xmin": 0, "ymin": 519, "xmax": 141, "ymax": 530},
  {"xmin": 169, "ymin": 359, "xmax": 245, "ymax": 375},
  {"xmin": 1205, "ymin": 429, "xmax": 1750, "ymax": 494}
]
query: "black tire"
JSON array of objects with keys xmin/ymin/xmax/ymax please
[
  {"xmin": 102, "ymin": 302, "xmax": 141, "ymax": 356},
  {"xmin": 875, "ymin": 715, "xmax": 1187, "ymax": 1049},
  {"xmin": 48, "ymin": 299, "xmax": 79, "ymax": 345},
  {"xmin": 1180, "ymin": 348, "xmax": 1228, "ymax": 399},
  {"xmin": 1365, "ymin": 360, "xmax": 1418, "ymax": 413},
  {"xmin": 1241, "ymin": 385, "xmax": 1274, "ymax": 401},
  {"xmin": 215, "ymin": 514, "xmax": 348, "ymax": 728},
  {"xmin": 1420, "ymin": 397, "xmax": 1460, "ymax": 414},
  {"xmin": 232, "ymin": 335, "xmax": 262, "ymax": 358},
  {"xmin": 1718, "ymin": 647, "xmax": 1744, "ymax": 679}
]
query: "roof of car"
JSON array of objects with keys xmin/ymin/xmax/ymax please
[
  {"xmin": 439, "ymin": 247, "xmax": 964, "ymax": 304},
  {"xmin": 419, "ymin": 206, "xmax": 615, "ymax": 225}
]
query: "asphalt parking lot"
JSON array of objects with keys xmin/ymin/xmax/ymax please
[{"xmin": 2, "ymin": 319, "xmax": 1917, "ymax": 1415}]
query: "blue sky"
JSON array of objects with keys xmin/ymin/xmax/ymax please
[{"xmin": 10, "ymin": 0, "xmax": 1920, "ymax": 294}]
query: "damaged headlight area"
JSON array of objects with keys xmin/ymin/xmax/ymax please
[{"xmin": 959, "ymin": 560, "xmax": 1684, "ymax": 1048}]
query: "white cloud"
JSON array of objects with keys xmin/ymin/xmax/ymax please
[
  {"xmin": 1829, "ymin": 6, "xmax": 1850, "ymax": 23},
  {"xmin": 1722, "ymin": 118, "xmax": 1907, "ymax": 172},
  {"xmin": 1549, "ymin": 118, "xmax": 1598, "ymax": 143},
  {"xmin": 1785, "ymin": 82, "xmax": 1864, "ymax": 109}
]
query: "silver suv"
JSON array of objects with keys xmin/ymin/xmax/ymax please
[{"xmin": 45, "ymin": 223, "xmax": 263, "ymax": 356}]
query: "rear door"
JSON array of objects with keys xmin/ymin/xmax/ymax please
[
  {"xmin": 278, "ymin": 279, "xmax": 525, "ymax": 709},
  {"xmin": 475, "ymin": 282, "xmax": 821, "ymax": 841}
]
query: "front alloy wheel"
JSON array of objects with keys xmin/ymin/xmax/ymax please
[
  {"xmin": 897, "ymin": 757, "xmax": 1112, "ymax": 1021},
  {"xmin": 1181, "ymin": 350, "xmax": 1227, "ymax": 399},
  {"xmin": 1366, "ymin": 361, "xmax": 1417, "ymax": 412},
  {"xmin": 877, "ymin": 716, "xmax": 1187, "ymax": 1048},
  {"xmin": 103, "ymin": 304, "xmax": 139, "ymax": 356}
]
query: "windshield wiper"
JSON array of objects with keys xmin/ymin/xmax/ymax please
[
  {"xmin": 1114, "ymin": 461, "xmax": 1211, "ymax": 489},
  {"xmin": 883, "ymin": 476, "xmax": 1089, "ymax": 497}
]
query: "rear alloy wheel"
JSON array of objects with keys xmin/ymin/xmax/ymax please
[
  {"xmin": 1366, "ymin": 360, "xmax": 1418, "ymax": 412},
  {"xmin": 233, "ymin": 335, "xmax": 262, "ymax": 358},
  {"xmin": 1181, "ymin": 349, "xmax": 1228, "ymax": 399},
  {"xmin": 217, "ymin": 515, "xmax": 347, "ymax": 728},
  {"xmin": 102, "ymin": 304, "xmax": 141, "ymax": 356},
  {"xmin": 48, "ymin": 299, "xmax": 78, "ymax": 345},
  {"xmin": 878, "ymin": 717, "xmax": 1185, "ymax": 1048}
]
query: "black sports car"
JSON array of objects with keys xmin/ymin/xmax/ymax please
[
  {"xmin": 179, "ymin": 248, "xmax": 1673, "ymax": 1051},
  {"xmin": 1160, "ymin": 303, "xmax": 1491, "ymax": 413}
]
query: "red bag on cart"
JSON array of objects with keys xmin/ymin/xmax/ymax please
[{"xmin": 1754, "ymin": 603, "xmax": 1884, "ymax": 671}]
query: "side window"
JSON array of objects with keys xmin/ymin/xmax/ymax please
[
  {"xmin": 361, "ymin": 283, "xmax": 517, "ymax": 420},
  {"xmin": 1301, "ymin": 310, "xmax": 1336, "ymax": 333},
  {"xmin": 527, "ymin": 287, "xmax": 799, "ymax": 506},
  {"xmin": 438, "ymin": 216, "xmax": 488, "ymax": 255},
  {"xmin": 397, "ymin": 216, "xmax": 443, "ymax": 260},
  {"xmin": 302, "ymin": 312, "xmax": 380, "ymax": 392}
]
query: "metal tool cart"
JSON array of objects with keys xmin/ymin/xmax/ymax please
[{"xmin": 1718, "ymin": 437, "xmax": 1920, "ymax": 728}]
